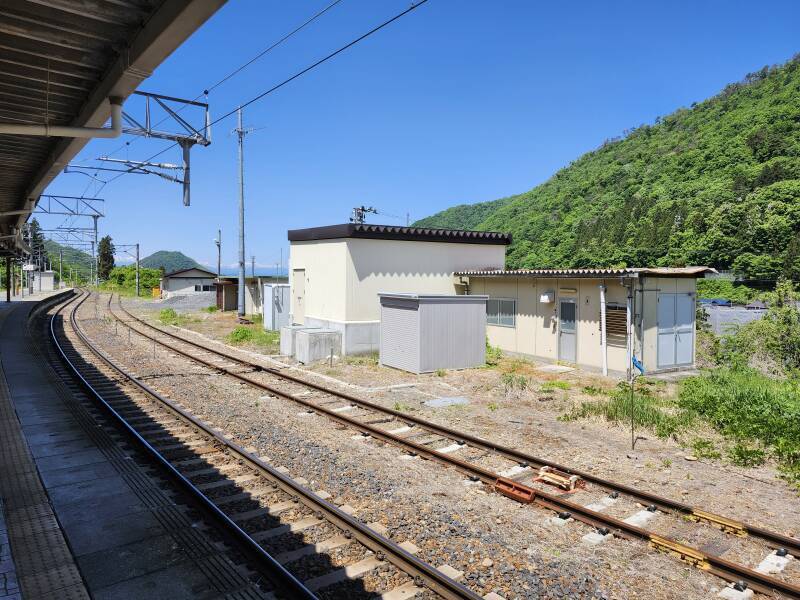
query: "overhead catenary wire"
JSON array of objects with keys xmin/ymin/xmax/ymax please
[
  {"xmin": 97, "ymin": 0, "xmax": 347, "ymax": 163},
  {"xmin": 100, "ymin": 0, "xmax": 429, "ymax": 187}
]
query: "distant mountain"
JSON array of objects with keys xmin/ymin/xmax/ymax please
[
  {"xmin": 414, "ymin": 55, "xmax": 800, "ymax": 281},
  {"xmin": 140, "ymin": 250, "xmax": 200, "ymax": 273},
  {"xmin": 43, "ymin": 239, "xmax": 91, "ymax": 265}
]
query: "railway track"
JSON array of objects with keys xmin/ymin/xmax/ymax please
[
  {"xmin": 51, "ymin": 290, "xmax": 482, "ymax": 600},
  {"xmin": 105, "ymin": 292, "xmax": 800, "ymax": 598}
]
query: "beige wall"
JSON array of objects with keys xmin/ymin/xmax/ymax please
[
  {"xmin": 289, "ymin": 240, "xmax": 349, "ymax": 323},
  {"xmin": 470, "ymin": 277, "xmax": 625, "ymax": 373},
  {"xmin": 289, "ymin": 237, "xmax": 505, "ymax": 324},
  {"xmin": 344, "ymin": 239, "xmax": 505, "ymax": 322},
  {"xmin": 471, "ymin": 275, "xmax": 697, "ymax": 374}
]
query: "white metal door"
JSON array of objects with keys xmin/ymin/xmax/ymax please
[
  {"xmin": 658, "ymin": 293, "xmax": 694, "ymax": 368},
  {"xmin": 292, "ymin": 269, "xmax": 305, "ymax": 325},
  {"xmin": 558, "ymin": 299, "xmax": 577, "ymax": 362},
  {"xmin": 675, "ymin": 294, "xmax": 694, "ymax": 365}
]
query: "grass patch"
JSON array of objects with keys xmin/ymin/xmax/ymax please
[
  {"xmin": 679, "ymin": 368, "xmax": 800, "ymax": 486},
  {"xmin": 487, "ymin": 401, "xmax": 499, "ymax": 412},
  {"xmin": 201, "ymin": 305, "xmax": 218, "ymax": 313},
  {"xmin": 541, "ymin": 380, "xmax": 571, "ymax": 392},
  {"xmin": 501, "ymin": 373, "xmax": 528, "ymax": 392},
  {"xmin": 582, "ymin": 385, "xmax": 606, "ymax": 396},
  {"xmin": 343, "ymin": 352, "xmax": 379, "ymax": 367},
  {"xmin": 691, "ymin": 438, "xmax": 722, "ymax": 460},
  {"xmin": 435, "ymin": 368, "xmax": 447, "ymax": 377},
  {"xmin": 158, "ymin": 308, "xmax": 194, "ymax": 326},
  {"xmin": 226, "ymin": 325, "xmax": 279, "ymax": 349},
  {"xmin": 560, "ymin": 385, "xmax": 694, "ymax": 440},
  {"xmin": 485, "ymin": 339, "xmax": 502, "ymax": 367}
]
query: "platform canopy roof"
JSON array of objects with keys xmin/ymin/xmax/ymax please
[{"xmin": 0, "ymin": 0, "xmax": 226, "ymax": 257}]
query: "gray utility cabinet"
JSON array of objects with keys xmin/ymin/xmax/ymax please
[
  {"xmin": 263, "ymin": 284, "xmax": 290, "ymax": 331},
  {"xmin": 379, "ymin": 294, "xmax": 488, "ymax": 374}
]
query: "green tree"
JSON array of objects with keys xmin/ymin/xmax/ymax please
[
  {"xmin": 97, "ymin": 235, "xmax": 115, "ymax": 281},
  {"xmin": 26, "ymin": 218, "xmax": 48, "ymax": 268}
]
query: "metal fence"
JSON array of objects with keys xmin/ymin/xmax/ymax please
[{"xmin": 702, "ymin": 305, "xmax": 766, "ymax": 335}]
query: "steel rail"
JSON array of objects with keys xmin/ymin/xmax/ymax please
[
  {"xmin": 56, "ymin": 291, "xmax": 481, "ymax": 600},
  {"xmin": 49, "ymin": 290, "xmax": 318, "ymax": 600},
  {"xmin": 108, "ymin": 295, "xmax": 800, "ymax": 598},
  {"xmin": 114, "ymin": 296, "xmax": 800, "ymax": 556}
]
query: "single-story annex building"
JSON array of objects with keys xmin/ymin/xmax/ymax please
[
  {"xmin": 214, "ymin": 275, "xmax": 288, "ymax": 315},
  {"xmin": 160, "ymin": 267, "xmax": 217, "ymax": 299},
  {"xmin": 459, "ymin": 267, "xmax": 714, "ymax": 376},
  {"xmin": 288, "ymin": 223, "xmax": 511, "ymax": 354}
]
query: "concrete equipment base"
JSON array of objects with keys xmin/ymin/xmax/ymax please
[
  {"xmin": 295, "ymin": 328, "xmax": 342, "ymax": 364},
  {"xmin": 279, "ymin": 325, "xmax": 319, "ymax": 356},
  {"xmin": 304, "ymin": 316, "xmax": 379, "ymax": 356}
]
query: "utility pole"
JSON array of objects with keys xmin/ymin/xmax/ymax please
[
  {"xmin": 215, "ymin": 229, "xmax": 221, "ymax": 280},
  {"xmin": 251, "ymin": 255, "xmax": 255, "ymax": 278},
  {"xmin": 91, "ymin": 215, "xmax": 98, "ymax": 286},
  {"xmin": 234, "ymin": 107, "xmax": 253, "ymax": 319},
  {"xmin": 135, "ymin": 243, "xmax": 140, "ymax": 298},
  {"xmin": 59, "ymin": 249, "xmax": 63, "ymax": 289}
]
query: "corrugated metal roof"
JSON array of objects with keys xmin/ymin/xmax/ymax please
[
  {"xmin": 455, "ymin": 266, "xmax": 717, "ymax": 278},
  {"xmin": 0, "ymin": 0, "xmax": 226, "ymax": 255},
  {"xmin": 288, "ymin": 223, "xmax": 512, "ymax": 245}
]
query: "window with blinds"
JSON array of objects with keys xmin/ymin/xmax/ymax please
[
  {"xmin": 487, "ymin": 298, "xmax": 516, "ymax": 327},
  {"xmin": 602, "ymin": 304, "xmax": 627, "ymax": 346}
]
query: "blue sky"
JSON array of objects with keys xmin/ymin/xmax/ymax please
[{"xmin": 43, "ymin": 0, "xmax": 800, "ymax": 272}]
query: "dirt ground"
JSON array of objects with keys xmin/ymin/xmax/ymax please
[{"xmin": 118, "ymin": 296, "xmax": 800, "ymax": 598}]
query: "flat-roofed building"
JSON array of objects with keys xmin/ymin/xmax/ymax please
[{"xmin": 288, "ymin": 224, "xmax": 511, "ymax": 354}]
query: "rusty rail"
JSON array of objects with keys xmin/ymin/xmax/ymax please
[{"xmin": 110, "ymin": 294, "xmax": 800, "ymax": 598}]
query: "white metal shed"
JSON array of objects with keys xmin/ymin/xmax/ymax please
[
  {"xmin": 379, "ymin": 293, "xmax": 488, "ymax": 374},
  {"xmin": 263, "ymin": 283, "xmax": 290, "ymax": 331}
]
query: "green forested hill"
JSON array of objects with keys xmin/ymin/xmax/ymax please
[
  {"xmin": 140, "ymin": 250, "xmax": 200, "ymax": 273},
  {"xmin": 414, "ymin": 57, "xmax": 800, "ymax": 280},
  {"xmin": 43, "ymin": 240, "xmax": 91, "ymax": 266}
]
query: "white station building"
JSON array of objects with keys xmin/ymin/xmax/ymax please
[{"xmin": 288, "ymin": 224, "xmax": 510, "ymax": 355}]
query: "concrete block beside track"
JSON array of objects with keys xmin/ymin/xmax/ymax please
[
  {"xmin": 294, "ymin": 329, "xmax": 342, "ymax": 364},
  {"xmin": 279, "ymin": 325, "xmax": 320, "ymax": 356}
]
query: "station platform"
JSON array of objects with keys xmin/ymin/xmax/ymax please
[{"xmin": 0, "ymin": 296, "xmax": 240, "ymax": 599}]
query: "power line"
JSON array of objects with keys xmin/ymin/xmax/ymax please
[
  {"xmin": 102, "ymin": 0, "xmax": 429, "ymax": 186},
  {"xmin": 98, "ymin": 0, "xmax": 346, "ymax": 162}
]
